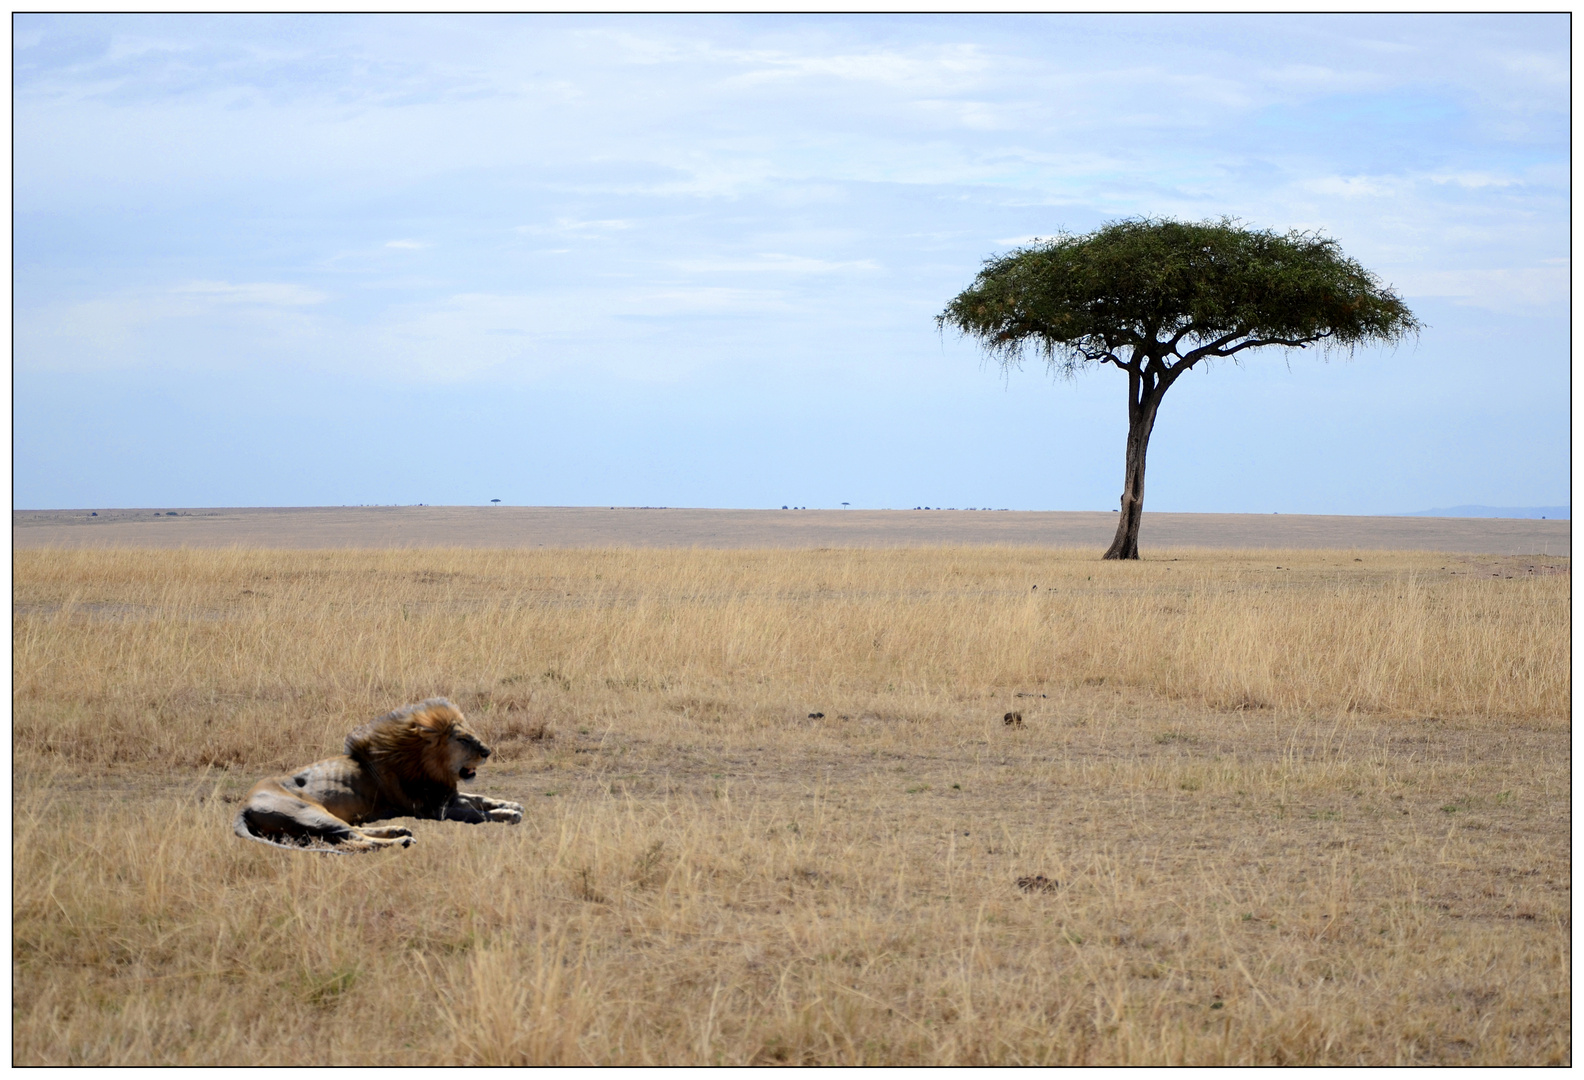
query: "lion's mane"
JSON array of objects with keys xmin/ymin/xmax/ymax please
[{"xmin": 343, "ymin": 697, "xmax": 466, "ymax": 819}]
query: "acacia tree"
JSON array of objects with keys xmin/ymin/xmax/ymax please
[{"xmin": 939, "ymin": 218, "xmax": 1419, "ymax": 559}]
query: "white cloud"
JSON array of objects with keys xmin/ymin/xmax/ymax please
[
  {"xmin": 911, "ymin": 98, "xmax": 1025, "ymax": 132},
  {"xmin": 722, "ymin": 43, "xmax": 994, "ymax": 92},
  {"xmin": 670, "ymin": 253, "xmax": 881, "ymax": 276},
  {"xmin": 176, "ymin": 280, "xmax": 329, "ymax": 305},
  {"xmin": 1299, "ymin": 168, "xmax": 1539, "ymax": 201},
  {"xmin": 594, "ymin": 29, "xmax": 995, "ymax": 94},
  {"xmin": 1301, "ymin": 175, "xmax": 1405, "ymax": 200},
  {"xmin": 1397, "ymin": 263, "xmax": 1568, "ymax": 312},
  {"xmin": 17, "ymin": 284, "xmax": 331, "ymax": 372},
  {"xmin": 373, "ymin": 293, "xmax": 550, "ymax": 381},
  {"xmin": 1425, "ymin": 171, "xmax": 1522, "ymax": 190},
  {"xmin": 621, "ymin": 286, "xmax": 791, "ymax": 317},
  {"xmin": 363, "ymin": 285, "xmax": 797, "ymax": 383},
  {"xmin": 515, "ymin": 218, "xmax": 635, "ymax": 237}
]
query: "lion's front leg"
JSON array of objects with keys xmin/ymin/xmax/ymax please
[
  {"xmin": 468, "ymin": 792, "xmax": 524, "ymax": 824},
  {"xmin": 358, "ymin": 824, "xmax": 414, "ymax": 840},
  {"xmin": 447, "ymin": 792, "xmax": 523, "ymax": 824},
  {"xmin": 345, "ymin": 828, "xmax": 415, "ymax": 851}
]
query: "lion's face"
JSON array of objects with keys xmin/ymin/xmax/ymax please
[
  {"xmin": 413, "ymin": 711, "xmax": 492, "ymax": 785},
  {"xmin": 443, "ymin": 724, "xmax": 492, "ymax": 783}
]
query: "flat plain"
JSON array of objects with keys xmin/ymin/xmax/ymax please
[
  {"xmin": 13, "ymin": 505, "xmax": 1571, "ymax": 554},
  {"xmin": 11, "ymin": 514, "xmax": 1570, "ymax": 1065}
]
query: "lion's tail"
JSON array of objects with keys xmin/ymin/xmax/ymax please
[{"xmin": 233, "ymin": 807, "xmax": 354, "ymax": 855}]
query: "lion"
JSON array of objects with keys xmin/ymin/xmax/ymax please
[{"xmin": 233, "ymin": 698, "xmax": 524, "ymax": 853}]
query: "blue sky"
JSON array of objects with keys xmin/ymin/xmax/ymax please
[{"xmin": 14, "ymin": 14, "xmax": 1570, "ymax": 512}]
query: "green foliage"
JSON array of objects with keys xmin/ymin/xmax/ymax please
[{"xmin": 939, "ymin": 217, "xmax": 1420, "ymax": 376}]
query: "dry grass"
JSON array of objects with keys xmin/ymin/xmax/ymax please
[{"xmin": 12, "ymin": 546, "xmax": 1571, "ymax": 1065}]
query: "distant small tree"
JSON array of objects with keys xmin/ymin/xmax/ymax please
[
  {"xmin": 939, "ymin": 218, "xmax": 1419, "ymax": 559},
  {"xmin": 491, "ymin": 499, "xmax": 501, "ymax": 505}
]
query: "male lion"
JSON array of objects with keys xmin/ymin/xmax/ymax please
[{"xmin": 233, "ymin": 698, "xmax": 524, "ymax": 853}]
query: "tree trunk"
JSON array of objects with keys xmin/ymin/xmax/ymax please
[{"xmin": 1103, "ymin": 381, "xmax": 1162, "ymax": 560}]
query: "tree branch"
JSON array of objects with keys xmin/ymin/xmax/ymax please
[
  {"xmin": 1177, "ymin": 330, "xmax": 1246, "ymax": 364},
  {"xmin": 1159, "ymin": 329, "xmax": 1242, "ymax": 386},
  {"xmin": 1164, "ymin": 326, "xmax": 1337, "ymax": 382},
  {"xmin": 1208, "ymin": 329, "xmax": 1334, "ymax": 357},
  {"xmin": 1165, "ymin": 321, "xmax": 1207, "ymax": 354}
]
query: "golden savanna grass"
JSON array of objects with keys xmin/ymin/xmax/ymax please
[{"xmin": 13, "ymin": 546, "xmax": 1570, "ymax": 1064}]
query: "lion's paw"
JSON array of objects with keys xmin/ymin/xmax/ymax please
[
  {"xmin": 489, "ymin": 804, "xmax": 524, "ymax": 824},
  {"xmin": 363, "ymin": 825, "xmax": 414, "ymax": 839}
]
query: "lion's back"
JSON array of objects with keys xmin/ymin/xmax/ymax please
[{"xmin": 266, "ymin": 756, "xmax": 383, "ymax": 822}]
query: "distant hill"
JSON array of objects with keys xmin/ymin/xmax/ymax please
[{"xmin": 1399, "ymin": 506, "xmax": 1569, "ymax": 520}]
